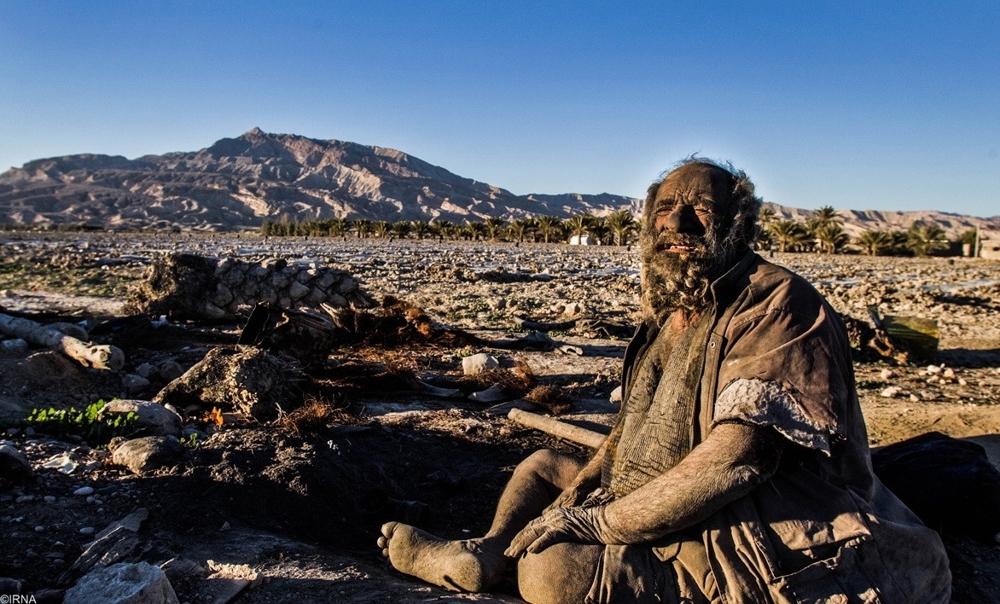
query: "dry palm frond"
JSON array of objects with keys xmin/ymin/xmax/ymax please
[
  {"xmin": 281, "ymin": 397, "xmax": 353, "ymax": 436},
  {"xmin": 524, "ymin": 386, "xmax": 572, "ymax": 416}
]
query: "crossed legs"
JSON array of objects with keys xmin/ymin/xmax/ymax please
[{"xmin": 378, "ymin": 449, "xmax": 600, "ymax": 601}]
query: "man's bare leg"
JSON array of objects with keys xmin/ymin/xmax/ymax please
[{"xmin": 378, "ymin": 449, "xmax": 585, "ymax": 592}]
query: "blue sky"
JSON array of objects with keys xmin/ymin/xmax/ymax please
[{"xmin": 2, "ymin": 1, "xmax": 998, "ymax": 217}]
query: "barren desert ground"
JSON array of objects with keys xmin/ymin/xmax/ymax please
[{"xmin": 1, "ymin": 231, "xmax": 999, "ymax": 602}]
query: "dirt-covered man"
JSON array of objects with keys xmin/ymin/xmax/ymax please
[{"xmin": 378, "ymin": 160, "xmax": 952, "ymax": 603}]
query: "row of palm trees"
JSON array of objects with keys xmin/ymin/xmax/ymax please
[
  {"xmin": 759, "ymin": 206, "xmax": 952, "ymax": 256},
  {"xmin": 259, "ymin": 210, "xmax": 642, "ymax": 246},
  {"xmin": 259, "ymin": 206, "xmax": 956, "ymax": 256}
]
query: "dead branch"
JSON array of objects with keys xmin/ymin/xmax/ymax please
[
  {"xmin": 0, "ymin": 312, "xmax": 124, "ymax": 370},
  {"xmin": 507, "ymin": 408, "xmax": 606, "ymax": 449}
]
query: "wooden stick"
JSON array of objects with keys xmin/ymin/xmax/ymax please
[
  {"xmin": 508, "ymin": 408, "xmax": 607, "ymax": 449},
  {"xmin": 0, "ymin": 313, "xmax": 125, "ymax": 371}
]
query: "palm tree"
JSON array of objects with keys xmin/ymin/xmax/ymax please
[
  {"xmin": 329, "ymin": 217, "xmax": 349, "ymax": 237},
  {"xmin": 566, "ymin": 213, "xmax": 597, "ymax": 243},
  {"xmin": 352, "ymin": 218, "xmax": 372, "ymax": 239},
  {"xmin": 484, "ymin": 217, "xmax": 508, "ymax": 241},
  {"xmin": 534, "ymin": 215, "xmax": 564, "ymax": 244},
  {"xmin": 758, "ymin": 206, "xmax": 777, "ymax": 227},
  {"xmin": 409, "ymin": 221, "xmax": 428, "ymax": 239},
  {"xmin": 462, "ymin": 221, "xmax": 487, "ymax": 241},
  {"xmin": 809, "ymin": 206, "xmax": 842, "ymax": 230},
  {"xmin": 508, "ymin": 218, "xmax": 535, "ymax": 243},
  {"xmin": 814, "ymin": 224, "xmax": 850, "ymax": 254},
  {"xmin": 589, "ymin": 219, "xmax": 611, "ymax": 245},
  {"xmin": 605, "ymin": 210, "xmax": 638, "ymax": 246},
  {"xmin": 373, "ymin": 220, "xmax": 391, "ymax": 239},
  {"xmin": 390, "ymin": 220, "xmax": 412, "ymax": 239},
  {"xmin": 767, "ymin": 220, "xmax": 809, "ymax": 253},
  {"xmin": 855, "ymin": 230, "xmax": 892, "ymax": 256},
  {"xmin": 429, "ymin": 220, "xmax": 454, "ymax": 241},
  {"xmin": 906, "ymin": 224, "xmax": 949, "ymax": 257}
]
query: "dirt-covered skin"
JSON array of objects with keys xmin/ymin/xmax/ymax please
[{"xmin": 0, "ymin": 231, "xmax": 999, "ymax": 602}]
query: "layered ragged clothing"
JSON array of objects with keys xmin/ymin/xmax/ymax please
[{"xmin": 588, "ymin": 252, "xmax": 950, "ymax": 603}]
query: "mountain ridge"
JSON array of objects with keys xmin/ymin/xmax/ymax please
[{"xmin": 1, "ymin": 128, "xmax": 996, "ymax": 238}]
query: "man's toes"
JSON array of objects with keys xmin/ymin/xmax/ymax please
[
  {"xmin": 377, "ymin": 536, "xmax": 388, "ymax": 549},
  {"xmin": 381, "ymin": 521, "xmax": 400, "ymax": 539}
]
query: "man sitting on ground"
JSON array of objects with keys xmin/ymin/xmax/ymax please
[{"xmin": 377, "ymin": 159, "xmax": 951, "ymax": 603}]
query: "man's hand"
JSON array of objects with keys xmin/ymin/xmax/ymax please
[
  {"xmin": 504, "ymin": 507, "xmax": 604, "ymax": 557},
  {"xmin": 544, "ymin": 485, "xmax": 586, "ymax": 511}
]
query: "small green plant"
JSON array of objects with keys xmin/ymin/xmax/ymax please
[
  {"xmin": 179, "ymin": 433, "xmax": 200, "ymax": 449},
  {"xmin": 25, "ymin": 400, "xmax": 141, "ymax": 447}
]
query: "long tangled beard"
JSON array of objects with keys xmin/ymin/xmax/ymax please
[{"xmin": 639, "ymin": 223, "xmax": 740, "ymax": 323}]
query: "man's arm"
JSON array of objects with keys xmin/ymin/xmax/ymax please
[
  {"xmin": 545, "ymin": 436, "xmax": 609, "ymax": 510},
  {"xmin": 506, "ymin": 422, "xmax": 783, "ymax": 555}
]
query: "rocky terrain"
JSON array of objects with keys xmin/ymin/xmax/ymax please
[
  {"xmin": 1, "ymin": 231, "xmax": 999, "ymax": 602},
  {"xmin": 0, "ymin": 129, "xmax": 641, "ymax": 232},
  {"xmin": 2, "ymin": 128, "xmax": 997, "ymax": 239}
]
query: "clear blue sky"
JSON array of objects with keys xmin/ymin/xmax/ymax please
[{"xmin": 2, "ymin": 1, "xmax": 998, "ymax": 217}]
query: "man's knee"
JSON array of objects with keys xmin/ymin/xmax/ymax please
[
  {"xmin": 516, "ymin": 449, "xmax": 584, "ymax": 486},
  {"xmin": 517, "ymin": 542, "xmax": 602, "ymax": 604}
]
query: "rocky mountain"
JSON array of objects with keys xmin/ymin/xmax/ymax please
[
  {"xmin": 0, "ymin": 128, "xmax": 639, "ymax": 232},
  {"xmin": 0, "ymin": 128, "xmax": 996, "ymax": 238}
]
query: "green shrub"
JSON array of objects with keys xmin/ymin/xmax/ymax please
[{"xmin": 25, "ymin": 400, "xmax": 141, "ymax": 447}]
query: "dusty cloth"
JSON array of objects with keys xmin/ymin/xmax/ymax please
[
  {"xmin": 601, "ymin": 310, "xmax": 713, "ymax": 498},
  {"xmin": 587, "ymin": 252, "xmax": 950, "ymax": 604}
]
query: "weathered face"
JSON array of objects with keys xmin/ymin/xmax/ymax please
[
  {"xmin": 650, "ymin": 163, "xmax": 735, "ymax": 255},
  {"xmin": 639, "ymin": 162, "xmax": 739, "ymax": 319}
]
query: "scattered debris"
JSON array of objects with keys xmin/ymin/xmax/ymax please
[{"xmin": 0, "ymin": 312, "xmax": 124, "ymax": 370}]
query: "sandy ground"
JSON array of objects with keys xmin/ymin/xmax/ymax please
[{"xmin": 1, "ymin": 232, "xmax": 999, "ymax": 602}]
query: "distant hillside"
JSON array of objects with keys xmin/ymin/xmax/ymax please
[
  {"xmin": 0, "ymin": 128, "xmax": 634, "ymax": 232},
  {"xmin": 0, "ymin": 128, "xmax": 996, "ymax": 238}
]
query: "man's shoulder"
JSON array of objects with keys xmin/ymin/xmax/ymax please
[{"xmin": 734, "ymin": 254, "xmax": 828, "ymax": 312}]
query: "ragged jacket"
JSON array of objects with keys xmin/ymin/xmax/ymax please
[{"xmin": 616, "ymin": 251, "xmax": 951, "ymax": 603}]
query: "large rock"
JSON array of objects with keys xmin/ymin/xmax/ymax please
[
  {"xmin": 154, "ymin": 346, "xmax": 304, "ymax": 421},
  {"xmin": 112, "ymin": 437, "xmax": 185, "ymax": 475},
  {"xmin": 462, "ymin": 353, "xmax": 499, "ymax": 375},
  {"xmin": 101, "ymin": 400, "xmax": 182, "ymax": 437},
  {"xmin": 0, "ymin": 444, "xmax": 33, "ymax": 484},
  {"xmin": 64, "ymin": 562, "xmax": 179, "ymax": 604}
]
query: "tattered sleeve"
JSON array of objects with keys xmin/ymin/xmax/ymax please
[{"xmin": 712, "ymin": 289, "xmax": 852, "ymax": 456}]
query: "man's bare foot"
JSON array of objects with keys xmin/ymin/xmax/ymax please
[{"xmin": 378, "ymin": 522, "xmax": 507, "ymax": 592}]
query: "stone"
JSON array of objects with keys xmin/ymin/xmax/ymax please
[
  {"xmin": 462, "ymin": 353, "xmax": 499, "ymax": 375},
  {"xmin": 609, "ymin": 385, "xmax": 623, "ymax": 403},
  {"xmin": 337, "ymin": 276, "xmax": 359, "ymax": 294},
  {"xmin": 121, "ymin": 374, "xmax": 151, "ymax": 394},
  {"xmin": 926, "ymin": 365, "xmax": 942, "ymax": 375},
  {"xmin": 49, "ymin": 322, "xmax": 90, "ymax": 340},
  {"xmin": 112, "ymin": 437, "xmax": 185, "ymax": 475},
  {"xmin": 74, "ymin": 486, "xmax": 95, "ymax": 496},
  {"xmin": 0, "ymin": 338, "xmax": 29, "ymax": 354},
  {"xmin": 0, "ymin": 444, "xmax": 33, "ymax": 484},
  {"xmin": 304, "ymin": 288, "xmax": 327, "ymax": 306},
  {"xmin": 879, "ymin": 368, "xmax": 893, "ymax": 380},
  {"xmin": 134, "ymin": 363, "xmax": 157, "ymax": 379},
  {"xmin": 101, "ymin": 400, "xmax": 182, "ymax": 437},
  {"xmin": 154, "ymin": 346, "xmax": 303, "ymax": 422},
  {"xmin": 64, "ymin": 562, "xmax": 179, "ymax": 604},
  {"xmin": 201, "ymin": 302, "xmax": 227, "ymax": 320},
  {"xmin": 327, "ymin": 292, "xmax": 348, "ymax": 307},
  {"xmin": 287, "ymin": 280, "xmax": 311, "ymax": 301},
  {"xmin": 212, "ymin": 283, "xmax": 234, "ymax": 307},
  {"xmin": 880, "ymin": 386, "xmax": 901, "ymax": 398},
  {"xmin": 158, "ymin": 361, "xmax": 184, "ymax": 382}
]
